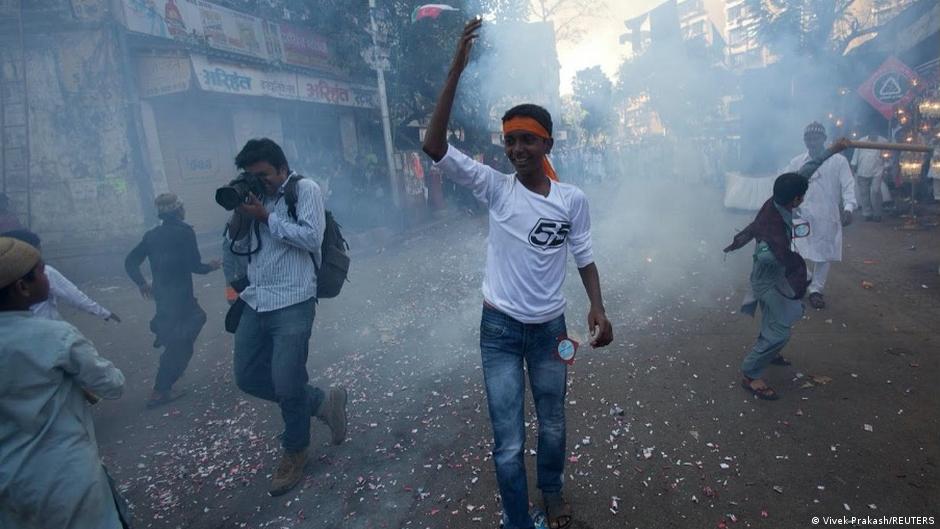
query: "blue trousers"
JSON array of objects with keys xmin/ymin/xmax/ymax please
[
  {"xmin": 741, "ymin": 290, "xmax": 803, "ymax": 380},
  {"xmin": 480, "ymin": 306, "xmax": 568, "ymax": 529},
  {"xmin": 234, "ymin": 298, "xmax": 324, "ymax": 452}
]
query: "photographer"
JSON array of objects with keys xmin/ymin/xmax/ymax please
[{"xmin": 227, "ymin": 138, "xmax": 348, "ymax": 497}]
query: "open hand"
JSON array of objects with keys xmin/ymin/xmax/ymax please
[
  {"xmin": 139, "ymin": 282, "xmax": 152, "ymax": 299},
  {"xmin": 106, "ymin": 312, "xmax": 122, "ymax": 323},
  {"xmin": 451, "ymin": 18, "xmax": 482, "ymax": 74},
  {"xmin": 587, "ymin": 307, "xmax": 613, "ymax": 348}
]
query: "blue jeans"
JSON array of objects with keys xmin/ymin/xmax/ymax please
[
  {"xmin": 234, "ymin": 298, "xmax": 324, "ymax": 452},
  {"xmin": 480, "ymin": 306, "xmax": 568, "ymax": 529}
]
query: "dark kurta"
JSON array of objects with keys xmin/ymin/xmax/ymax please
[{"xmin": 125, "ymin": 217, "xmax": 211, "ymax": 342}]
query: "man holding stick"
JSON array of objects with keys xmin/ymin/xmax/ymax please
[
  {"xmin": 422, "ymin": 19, "xmax": 613, "ymax": 529},
  {"xmin": 783, "ymin": 122, "xmax": 856, "ymax": 310}
]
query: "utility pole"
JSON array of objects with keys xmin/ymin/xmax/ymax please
[{"xmin": 367, "ymin": 0, "xmax": 401, "ymax": 209}]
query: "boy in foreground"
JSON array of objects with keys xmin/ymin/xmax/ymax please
[
  {"xmin": 422, "ymin": 19, "xmax": 614, "ymax": 529},
  {"xmin": 725, "ymin": 139, "xmax": 848, "ymax": 399}
]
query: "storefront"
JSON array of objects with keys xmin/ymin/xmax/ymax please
[{"xmin": 117, "ymin": 0, "xmax": 384, "ymax": 234}]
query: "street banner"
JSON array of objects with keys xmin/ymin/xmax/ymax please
[{"xmin": 858, "ymin": 56, "xmax": 922, "ymax": 119}]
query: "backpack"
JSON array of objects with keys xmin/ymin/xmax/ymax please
[{"xmin": 286, "ymin": 174, "xmax": 350, "ymax": 299}]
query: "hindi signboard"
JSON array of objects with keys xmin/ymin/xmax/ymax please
[
  {"xmin": 298, "ymin": 73, "xmax": 378, "ymax": 109},
  {"xmin": 189, "ymin": 55, "xmax": 375, "ymax": 109}
]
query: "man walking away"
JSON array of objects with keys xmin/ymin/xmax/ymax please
[
  {"xmin": 125, "ymin": 193, "xmax": 221, "ymax": 409},
  {"xmin": 228, "ymin": 138, "xmax": 348, "ymax": 497},
  {"xmin": 0, "ymin": 237, "xmax": 127, "ymax": 529}
]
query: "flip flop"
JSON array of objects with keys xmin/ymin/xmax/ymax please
[
  {"xmin": 741, "ymin": 378, "xmax": 779, "ymax": 401},
  {"xmin": 544, "ymin": 494, "xmax": 572, "ymax": 529}
]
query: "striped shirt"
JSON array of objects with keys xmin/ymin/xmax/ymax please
[{"xmin": 239, "ymin": 174, "xmax": 325, "ymax": 312}]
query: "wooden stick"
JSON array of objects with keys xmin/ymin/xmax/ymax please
[{"xmin": 845, "ymin": 140, "xmax": 934, "ymax": 153}]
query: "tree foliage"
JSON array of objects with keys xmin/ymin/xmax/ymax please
[
  {"xmin": 529, "ymin": 0, "xmax": 607, "ymax": 45},
  {"xmin": 614, "ymin": 35, "xmax": 725, "ymax": 140},
  {"xmin": 572, "ymin": 66, "xmax": 613, "ymax": 139},
  {"xmin": 742, "ymin": 0, "xmax": 876, "ymax": 58}
]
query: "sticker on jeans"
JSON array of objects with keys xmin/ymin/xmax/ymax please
[{"xmin": 556, "ymin": 336, "xmax": 578, "ymax": 365}]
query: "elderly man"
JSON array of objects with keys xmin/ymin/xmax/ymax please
[
  {"xmin": 783, "ymin": 122, "xmax": 857, "ymax": 309},
  {"xmin": 0, "ymin": 237, "xmax": 127, "ymax": 528},
  {"xmin": 125, "ymin": 193, "xmax": 220, "ymax": 408}
]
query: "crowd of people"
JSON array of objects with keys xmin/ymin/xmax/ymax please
[{"xmin": 0, "ymin": 17, "xmax": 936, "ymax": 529}]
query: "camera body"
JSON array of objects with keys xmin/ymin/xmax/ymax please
[{"xmin": 215, "ymin": 172, "xmax": 267, "ymax": 210}]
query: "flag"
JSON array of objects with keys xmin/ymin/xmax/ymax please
[{"xmin": 411, "ymin": 4, "xmax": 459, "ymax": 23}]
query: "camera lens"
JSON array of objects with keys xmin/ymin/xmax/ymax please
[{"xmin": 215, "ymin": 187, "xmax": 243, "ymax": 210}]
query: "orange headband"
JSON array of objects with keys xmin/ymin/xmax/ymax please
[{"xmin": 502, "ymin": 117, "xmax": 558, "ymax": 181}]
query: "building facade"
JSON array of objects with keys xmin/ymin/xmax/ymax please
[
  {"xmin": 724, "ymin": 0, "xmax": 773, "ymax": 69},
  {"xmin": 0, "ymin": 0, "xmax": 386, "ymax": 252}
]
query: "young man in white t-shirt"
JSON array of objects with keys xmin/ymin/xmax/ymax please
[{"xmin": 423, "ymin": 19, "xmax": 614, "ymax": 529}]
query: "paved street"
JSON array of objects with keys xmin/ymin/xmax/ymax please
[{"xmin": 63, "ymin": 182, "xmax": 939, "ymax": 529}]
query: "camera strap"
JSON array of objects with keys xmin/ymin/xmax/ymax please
[{"xmin": 226, "ymin": 220, "xmax": 262, "ymax": 259}]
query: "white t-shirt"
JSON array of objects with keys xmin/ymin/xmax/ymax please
[{"xmin": 435, "ymin": 145, "xmax": 594, "ymax": 324}]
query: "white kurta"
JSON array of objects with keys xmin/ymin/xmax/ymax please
[
  {"xmin": 784, "ymin": 152, "xmax": 857, "ymax": 262},
  {"xmin": 30, "ymin": 265, "xmax": 112, "ymax": 321}
]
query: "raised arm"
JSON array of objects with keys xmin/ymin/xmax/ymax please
[
  {"xmin": 797, "ymin": 137, "xmax": 850, "ymax": 179},
  {"xmin": 422, "ymin": 18, "xmax": 481, "ymax": 162}
]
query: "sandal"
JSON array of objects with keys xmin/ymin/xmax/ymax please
[
  {"xmin": 544, "ymin": 493, "xmax": 573, "ymax": 529},
  {"xmin": 770, "ymin": 356, "xmax": 792, "ymax": 366},
  {"xmin": 741, "ymin": 378, "xmax": 779, "ymax": 401}
]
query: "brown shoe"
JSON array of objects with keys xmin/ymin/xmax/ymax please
[
  {"xmin": 269, "ymin": 449, "xmax": 307, "ymax": 496},
  {"xmin": 316, "ymin": 386, "xmax": 348, "ymax": 445}
]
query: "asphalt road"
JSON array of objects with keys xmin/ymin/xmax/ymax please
[{"xmin": 62, "ymin": 181, "xmax": 938, "ymax": 529}]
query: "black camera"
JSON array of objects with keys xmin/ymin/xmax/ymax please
[{"xmin": 215, "ymin": 172, "xmax": 266, "ymax": 210}]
